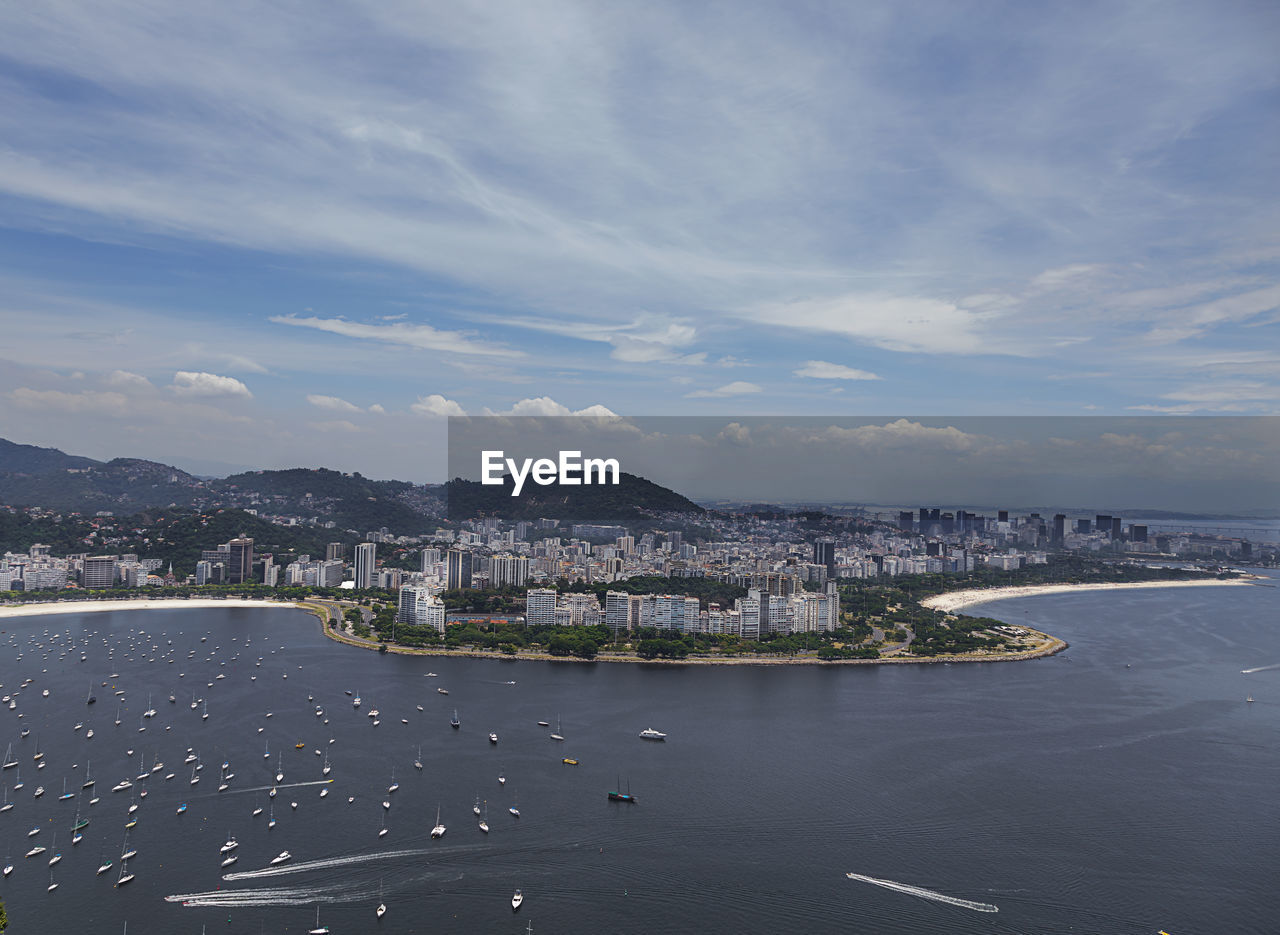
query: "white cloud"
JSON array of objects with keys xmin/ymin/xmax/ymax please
[
  {"xmin": 9, "ymin": 387, "xmax": 130, "ymax": 414},
  {"xmin": 105, "ymin": 370, "xmax": 151, "ymax": 389},
  {"xmin": 410, "ymin": 394, "xmax": 467, "ymax": 417},
  {"xmin": 306, "ymin": 394, "xmax": 361, "ymax": 414},
  {"xmin": 270, "ymin": 315, "xmax": 523, "ymax": 360},
  {"xmin": 488, "ymin": 397, "xmax": 617, "ymax": 417},
  {"xmin": 685, "ymin": 381, "xmax": 762, "ymax": 398},
  {"xmin": 793, "ymin": 360, "xmax": 882, "ymax": 381},
  {"xmin": 368, "ymin": 403, "xmax": 386, "ymax": 415},
  {"xmin": 171, "ymin": 371, "xmax": 252, "ymax": 398}
]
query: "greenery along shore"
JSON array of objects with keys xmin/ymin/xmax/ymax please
[{"xmin": 2, "ymin": 557, "xmax": 1237, "ymax": 663}]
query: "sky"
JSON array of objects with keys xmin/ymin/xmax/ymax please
[{"xmin": 0, "ymin": 1, "xmax": 1277, "ymax": 483}]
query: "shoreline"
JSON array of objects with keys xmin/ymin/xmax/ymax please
[
  {"xmin": 0, "ymin": 598, "xmax": 300, "ymax": 619},
  {"xmin": 919, "ymin": 577, "xmax": 1256, "ymax": 614}
]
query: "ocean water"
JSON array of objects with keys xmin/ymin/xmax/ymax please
[{"xmin": 0, "ymin": 573, "xmax": 1276, "ymax": 934}]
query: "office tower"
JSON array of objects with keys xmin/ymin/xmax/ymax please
[
  {"xmin": 998, "ymin": 510, "xmax": 1009, "ymax": 523},
  {"xmin": 813, "ymin": 539, "xmax": 835, "ymax": 571},
  {"xmin": 898, "ymin": 511, "xmax": 914, "ymax": 532},
  {"xmin": 1110, "ymin": 517, "xmax": 1122, "ymax": 539},
  {"xmin": 445, "ymin": 549, "xmax": 472, "ymax": 590},
  {"xmin": 354, "ymin": 542, "xmax": 376, "ymax": 589},
  {"xmin": 81, "ymin": 556, "xmax": 117, "ymax": 589},
  {"xmin": 525, "ymin": 588, "xmax": 557, "ymax": 628},
  {"xmin": 1130, "ymin": 525, "xmax": 1148, "ymax": 543},
  {"xmin": 1053, "ymin": 514, "xmax": 1066, "ymax": 544},
  {"xmin": 1096, "ymin": 515, "xmax": 1113, "ymax": 538},
  {"xmin": 1076, "ymin": 519, "xmax": 1091, "ymax": 534},
  {"xmin": 325, "ymin": 542, "xmax": 344, "ymax": 562},
  {"xmin": 668, "ymin": 531, "xmax": 682, "ymax": 552},
  {"xmin": 228, "ymin": 538, "xmax": 255, "ymax": 584}
]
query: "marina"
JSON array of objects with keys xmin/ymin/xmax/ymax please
[{"xmin": 0, "ymin": 581, "xmax": 1275, "ymax": 933}]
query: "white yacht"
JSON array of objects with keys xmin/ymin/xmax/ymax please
[
  {"xmin": 639, "ymin": 728, "xmax": 668, "ymax": 741},
  {"xmin": 431, "ymin": 805, "xmax": 446, "ymax": 838}
]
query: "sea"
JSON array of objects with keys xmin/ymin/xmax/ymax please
[{"xmin": 0, "ymin": 571, "xmax": 1277, "ymax": 934}]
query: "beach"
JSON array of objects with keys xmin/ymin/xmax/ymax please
[
  {"xmin": 0, "ymin": 597, "xmax": 299, "ymax": 620},
  {"xmin": 919, "ymin": 577, "xmax": 1255, "ymax": 614}
]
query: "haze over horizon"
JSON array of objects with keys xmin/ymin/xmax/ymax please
[{"xmin": 0, "ymin": 2, "xmax": 1277, "ymax": 485}]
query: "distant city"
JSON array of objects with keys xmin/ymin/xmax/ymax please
[{"xmin": 4, "ymin": 502, "xmax": 1272, "ymax": 640}]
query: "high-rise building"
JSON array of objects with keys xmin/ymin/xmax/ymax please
[
  {"xmin": 997, "ymin": 510, "xmax": 1009, "ymax": 524},
  {"xmin": 1053, "ymin": 514, "xmax": 1066, "ymax": 544},
  {"xmin": 228, "ymin": 538, "xmax": 254, "ymax": 584},
  {"xmin": 813, "ymin": 539, "xmax": 835, "ymax": 571},
  {"xmin": 604, "ymin": 591, "xmax": 631, "ymax": 633},
  {"xmin": 1130, "ymin": 524, "xmax": 1148, "ymax": 543},
  {"xmin": 898, "ymin": 511, "xmax": 914, "ymax": 532},
  {"xmin": 490, "ymin": 553, "xmax": 529, "ymax": 589},
  {"xmin": 325, "ymin": 542, "xmax": 345, "ymax": 562},
  {"xmin": 81, "ymin": 555, "xmax": 117, "ymax": 589},
  {"xmin": 446, "ymin": 550, "xmax": 472, "ymax": 590},
  {"xmin": 354, "ymin": 542, "xmax": 376, "ymax": 589},
  {"xmin": 525, "ymin": 588, "xmax": 557, "ymax": 628}
]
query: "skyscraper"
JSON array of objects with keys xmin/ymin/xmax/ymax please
[
  {"xmin": 354, "ymin": 542, "xmax": 376, "ymax": 589},
  {"xmin": 325, "ymin": 542, "xmax": 345, "ymax": 562},
  {"xmin": 446, "ymin": 549, "xmax": 472, "ymax": 590},
  {"xmin": 813, "ymin": 539, "xmax": 835, "ymax": 571},
  {"xmin": 228, "ymin": 538, "xmax": 254, "ymax": 585}
]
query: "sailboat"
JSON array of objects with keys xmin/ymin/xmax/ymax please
[
  {"xmin": 96, "ymin": 849, "xmax": 113, "ymax": 874},
  {"xmin": 450, "ymin": 708, "xmax": 460, "ymax": 729},
  {"xmin": 268, "ymin": 804, "xmax": 277, "ymax": 829},
  {"xmin": 378, "ymin": 812, "xmax": 388, "ymax": 838},
  {"xmin": 608, "ymin": 775, "xmax": 637, "ymax": 803},
  {"xmin": 202, "ymin": 699, "xmax": 209, "ymax": 720},
  {"xmin": 509, "ymin": 790, "xmax": 520, "ymax": 818},
  {"xmin": 47, "ymin": 868, "xmax": 58, "ymax": 892},
  {"xmin": 58, "ymin": 777, "xmax": 74, "ymax": 800},
  {"xmin": 115, "ymin": 856, "xmax": 134, "ymax": 886},
  {"xmin": 473, "ymin": 794, "xmax": 481, "ymax": 816},
  {"xmin": 2, "ymin": 743, "xmax": 17, "ymax": 769},
  {"xmin": 32, "ymin": 736, "xmax": 44, "ymax": 762},
  {"xmin": 276, "ymin": 753, "xmax": 284, "ymax": 784},
  {"xmin": 413, "ymin": 746, "xmax": 423, "ymax": 771},
  {"xmin": 47, "ymin": 832, "xmax": 61, "ymax": 866},
  {"xmin": 114, "ymin": 702, "xmax": 122, "ymax": 726},
  {"xmin": 431, "ymin": 805, "xmax": 446, "ymax": 838},
  {"xmin": 0, "ymin": 786, "xmax": 10, "ymax": 813},
  {"xmin": 387, "ymin": 770, "xmax": 398, "ymax": 794},
  {"xmin": 82, "ymin": 760, "xmax": 95, "ymax": 788},
  {"xmin": 377, "ymin": 878, "xmax": 387, "ymax": 918},
  {"xmin": 479, "ymin": 800, "xmax": 489, "ymax": 834},
  {"xmin": 322, "ymin": 752, "xmax": 331, "ymax": 776},
  {"xmin": 549, "ymin": 715, "xmax": 564, "ymax": 742},
  {"xmin": 86, "ymin": 682, "xmax": 96, "ymax": 705},
  {"xmin": 307, "ymin": 906, "xmax": 330, "ymax": 934}
]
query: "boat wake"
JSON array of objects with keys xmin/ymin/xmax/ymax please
[
  {"xmin": 845, "ymin": 872, "xmax": 998, "ymax": 913},
  {"xmin": 167, "ymin": 884, "xmax": 356, "ymax": 907},
  {"xmin": 222, "ymin": 847, "xmax": 432, "ymax": 880},
  {"xmin": 221, "ymin": 779, "xmax": 334, "ymax": 796},
  {"xmin": 1240, "ymin": 663, "xmax": 1280, "ymax": 674}
]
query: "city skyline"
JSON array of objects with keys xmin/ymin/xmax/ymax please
[{"xmin": 0, "ymin": 2, "xmax": 1277, "ymax": 480}]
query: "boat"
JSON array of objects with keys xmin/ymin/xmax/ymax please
[
  {"xmin": 268, "ymin": 805, "xmax": 277, "ymax": 829},
  {"xmin": 47, "ymin": 869, "xmax": 58, "ymax": 892},
  {"xmin": 47, "ymin": 833, "xmax": 61, "ymax": 865},
  {"xmin": 562, "ymin": 758, "xmax": 579, "ymax": 766},
  {"xmin": 550, "ymin": 716, "xmax": 564, "ymax": 742},
  {"xmin": 2, "ymin": 744, "xmax": 16, "ymax": 769},
  {"xmin": 276, "ymin": 754, "xmax": 285, "ymax": 783},
  {"xmin": 25, "ymin": 845, "xmax": 46, "ymax": 858},
  {"xmin": 609, "ymin": 776, "xmax": 637, "ymax": 803},
  {"xmin": 0, "ymin": 787, "xmax": 10, "ymax": 812},
  {"xmin": 473, "ymin": 794, "xmax": 481, "ymax": 816},
  {"xmin": 34, "ymin": 784, "xmax": 45, "ymax": 797},
  {"xmin": 431, "ymin": 804, "xmax": 446, "ymax": 838},
  {"xmin": 322, "ymin": 753, "xmax": 331, "ymax": 776},
  {"xmin": 221, "ymin": 853, "xmax": 238, "ymax": 868},
  {"xmin": 489, "ymin": 731, "xmax": 499, "ymax": 744},
  {"xmin": 221, "ymin": 833, "xmax": 238, "ymax": 854},
  {"xmin": 387, "ymin": 770, "xmax": 399, "ymax": 794},
  {"xmin": 96, "ymin": 852, "xmax": 112, "ymax": 874},
  {"xmin": 377, "ymin": 879, "xmax": 387, "ymax": 918},
  {"xmin": 414, "ymin": 746, "xmax": 423, "ymax": 770},
  {"xmin": 512, "ymin": 888, "xmax": 524, "ymax": 911},
  {"xmin": 115, "ymin": 857, "xmax": 134, "ymax": 886},
  {"xmin": 479, "ymin": 800, "xmax": 489, "ymax": 833},
  {"xmin": 270, "ymin": 850, "xmax": 292, "ymax": 865},
  {"xmin": 294, "ymin": 742, "xmax": 305, "ymax": 750},
  {"xmin": 379, "ymin": 813, "xmax": 388, "ymax": 837},
  {"xmin": 82, "ymin": 761, "xmax": 95, "ymax": 788},
  {"xmin": 536, "ymin": 721, "xmax": 549, "ymax": 727},
  {"xmin": 307, "ymin": 905, "xmax": 330, "ymax": 934},
  {"xmin": 639, "ymin": 728, "xmax": 667, "ymax": 741},
  {"xmin": 176, "ymin": 803, "xmax": 188, "ymax": 814},
  {"xmin": 451, "ymin": 709, "xmax": 460, "ymax": 729},
  {"xmin": 353, "ymin": 692, "xmax": 361, "ymax": 708},
  {"xmin": 437, "ymin": 687, "xmax": 449, "ymax": 695},
  {"xmin": 59, "ymin": 778, "xmax": 74, "ymax": 800}
]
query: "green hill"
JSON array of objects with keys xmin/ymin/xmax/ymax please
[{"xmin": 446, "ymin": 471, "xmax": 703, "ymax": 521}]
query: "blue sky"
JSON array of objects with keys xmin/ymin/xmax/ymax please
[{"xmin": 0, "ymin": 1, "xmax": 1277, "ymax": 480}]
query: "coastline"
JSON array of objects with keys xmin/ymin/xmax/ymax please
[
  {"xmin": 0, "ymin": 597, "xmax": 300, "ymax": 619},
  {"xmin": 919, "ymin": 576, "xmax": 1255, "ymax": 614}
]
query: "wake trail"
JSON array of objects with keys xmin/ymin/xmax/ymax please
[
  {"xmin": 222, "ymin": 847, "xmax": 433, "ymax": 880},
  {"xmin": 846, "ymin": 872, "xmax": 999, "ymax": 913},
  {"xmin": 1241, "ymin": 663, "xmax": 1280, "ymax": 674},
  {"xmin": 223, "ymin": 779, "xmax": 334, "ymax": 795}
]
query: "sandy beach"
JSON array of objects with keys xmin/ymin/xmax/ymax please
[
  {"xmin": 920, "ymin": 577, "xmax": 1255, "ymax": 614},
  {"xmin": 0, "ymin": 598, "xmax": 300, "ymax": 620}
]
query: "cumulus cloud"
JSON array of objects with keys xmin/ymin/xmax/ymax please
[
  {"xmin": 793, "ymin": 360, "xmax": 882, "ymax": 381},
  {"xmin": 685, "ymin": 381, "xmax": 762, "ymax": 398},
  {"xmin": 410, "ymin": 394, "xmax": 467, "ymax": 417},
  {"xmin": 306, "ymin": 394, "xmax": 361, "ymax": 413},
  {"xmin": 486, "ymin": 397, "xmax": 617, "ymax": 417},
  {"xmin": 171, "ymin": 371, "xmax": 252, "ymax": 397}
]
